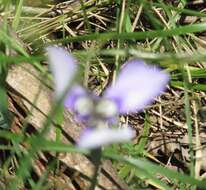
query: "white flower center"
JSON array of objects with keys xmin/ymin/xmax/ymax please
[
  {"xmin": 95, "ymin": 99, "xmax": 117, "ymax": 118},
  {"xmin": 74, "ymin": 96, "xmax": 93, "ymax": 116}
]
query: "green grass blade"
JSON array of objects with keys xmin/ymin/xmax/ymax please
[
  {"xmin": 48, "ymin": 22, "xmax": 206, "ymax": 44},
  {"xmin": 12, "ymin": 0, "xmax": 24, "ymax": 30},
  {"xmin": 103, "ymin": 153, "xmax": 206, "ymax": 189}
]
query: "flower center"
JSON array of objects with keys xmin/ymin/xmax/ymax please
[
  {"xmin": 95, "ymin": 99, "xmax": 117, "ymax": 118},
  {"xmin": 74, "ymin": 96, "xmax": 93, "ymax": 116}
]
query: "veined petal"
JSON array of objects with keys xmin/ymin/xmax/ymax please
[
  {"xmin": 77, "ymin": 127, "xmax": 135, "ymax": 149},
  {"xmin": 46, "ymin": 46, "xmax": 77, "ymax": 98},
  {"xmin": 104, "ymin": 60, "xmax": 169, "ymax": 114}
]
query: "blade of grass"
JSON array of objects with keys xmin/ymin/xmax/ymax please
[
  {"xmin": 12, "ymin": 0, "xmax": 24, "ymax": 30},
  {"xmin": 47, "ymin": 22, "xmax": 206, "ymax": 44},
  {"xmin": 103, "ymin": 153, "xmax": 206, "ymax": 189},
  {"xmin": 182, "ymin": 62, "xmax": 195, "ymax": 178},
  {"xmin": 171, "ymin": 81, "xmax": 206, "ymax": 92},
  {"xmin": 134, "ymin": 112, "xmax": 150, "ymax": 155}
]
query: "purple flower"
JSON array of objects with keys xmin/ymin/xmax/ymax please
[{"xmin": 47, "ymin": 46, "xmax": 169, "ymax": 149}]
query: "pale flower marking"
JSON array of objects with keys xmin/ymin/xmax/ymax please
[
  {"xmin": 77, "ymin": 127, "xmax": 136, "ymax": 149},
  {"xmin": 47, "ymin": 46, "xmax": 169, "ymax": 149}
]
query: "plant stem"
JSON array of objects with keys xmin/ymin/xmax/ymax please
[{"xmin": 89, "ymin": 148, "xmax": 102, "ymax": 190}]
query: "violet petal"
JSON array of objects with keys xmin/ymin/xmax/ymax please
[
  {"xmin": 64, "ymin": 85, "xmax": 87, "ymax": 110},
  {"xmin": 104, "ymin": 60, "xmax": 169, "ymax": 114},
  {"xmin": 46, "ymin": 46, "xmax": 77, "ymax": 98}
]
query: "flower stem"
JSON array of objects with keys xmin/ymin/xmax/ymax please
[{"xmin": 89, "ymin": 148, "xmax": 102, "ymax": 190}]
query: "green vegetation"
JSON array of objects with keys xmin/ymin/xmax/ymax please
[{"xmin": 0, "ymin": 0, "xmax": 206, "ymax": 189}]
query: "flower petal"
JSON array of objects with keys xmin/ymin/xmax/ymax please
[
  {"xmin": 77, "ymin": 127, "xmax": 135, "ymax": 149},
  {"xmin": 64, "ymin": 85, "xmax": 94, "ymax": 122},
  {"xmin": 64, "ymin": 85, "xmax": 87, "ymax": 110},
  {"xmin": 104, "ymin": 60, "xmax": 169, "ymax": 114},
  {"xmin": 46, "ymin": 46, "xmax": 77, "ymax": 98}
]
